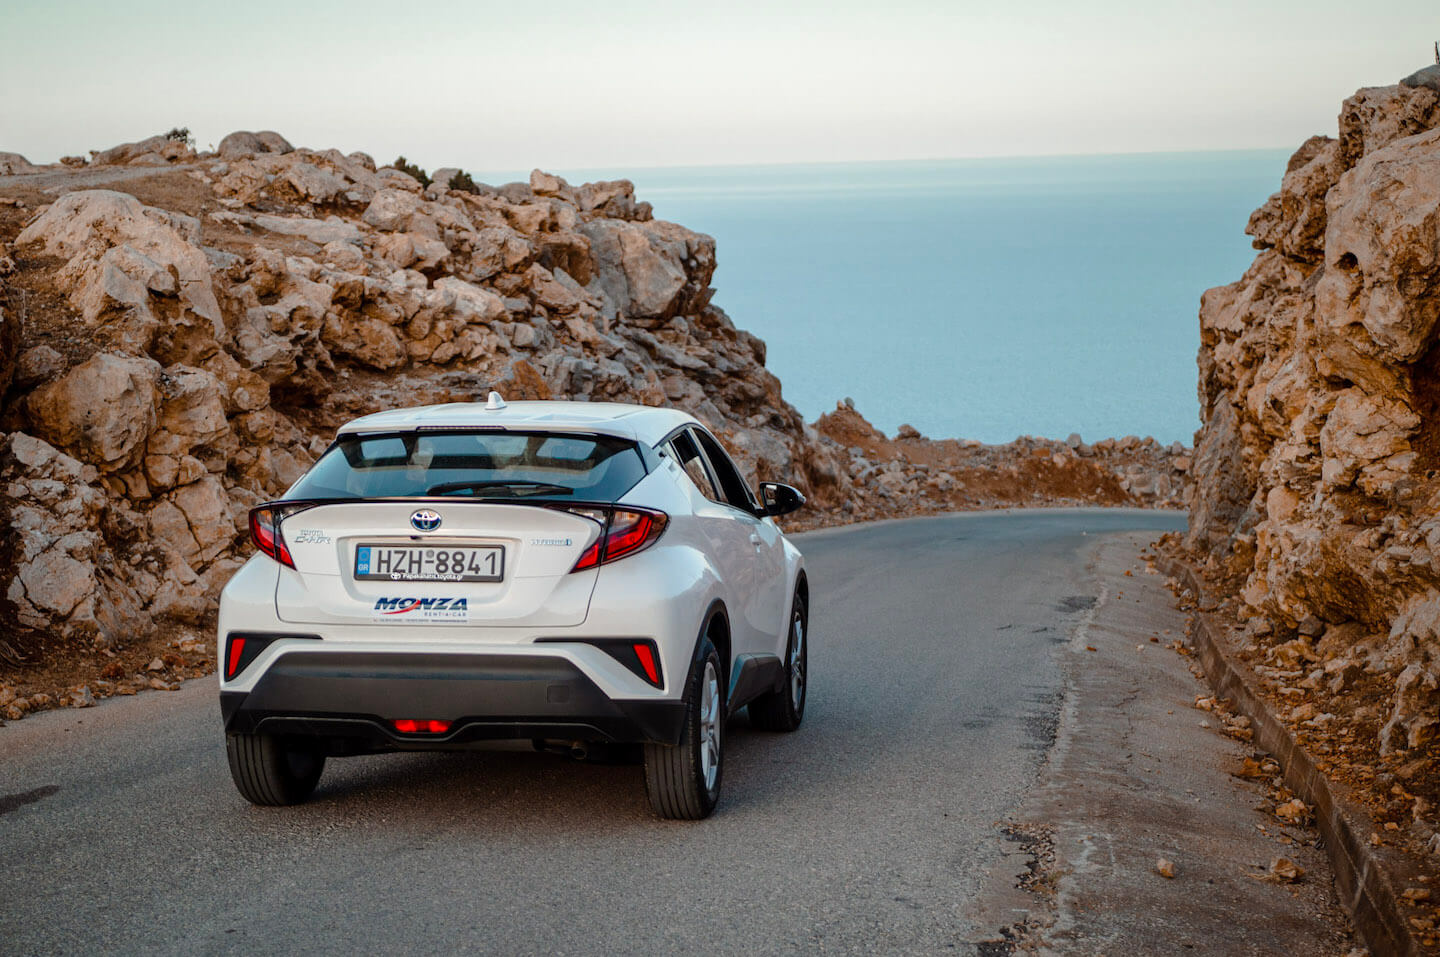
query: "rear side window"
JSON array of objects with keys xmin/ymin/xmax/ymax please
[
  {"xmin": 692, "ymin": 428, "xmax": 757, "ymax": 512},
  {"xmin": 287, "ymin": 431, "xmax": 648, "ymax": 503},
  {"xmin": 662, "ymin": 430, "xmax": 722, "ymax": 503}
]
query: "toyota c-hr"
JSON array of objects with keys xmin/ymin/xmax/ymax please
[{"xmin": 218, "ymin": 395, "xmax": 809, "ymax": 819}]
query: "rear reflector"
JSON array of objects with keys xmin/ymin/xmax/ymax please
[
  {"xmin": 226, "ymin": 638, "xmax": 246, "ymax": 679},
  {"xmin": 222, "ymin": 632, "xmax": 321, "ymax": 681},
  {"xmin": 633, "ymin": 643, "xmax": 660, "ymax": 685},
  {"xmin": 533, "ymin": 637, "xmax": 665, "ymax": 688},
  {"xmin": 393, "ymin": 719, "xmax": 452, "ymax": 734}
]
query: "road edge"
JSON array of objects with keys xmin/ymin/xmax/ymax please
[{"xmin": 1160, "ymin": 556, "xmax": 1416, "ymax": 957}]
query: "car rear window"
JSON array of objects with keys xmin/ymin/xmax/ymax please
[{"xmin": 286, "ymin": 430, "xmax": 649, "ymax": 503}]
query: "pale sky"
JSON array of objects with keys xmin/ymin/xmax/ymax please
[{"xmin": 3, "ymin": 0, "xmax": 1437, "ymax": 170}]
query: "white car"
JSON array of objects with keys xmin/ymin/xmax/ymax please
[{"xmin": 218, "ymin": 395, "xmax": 809, "ymax": 819}]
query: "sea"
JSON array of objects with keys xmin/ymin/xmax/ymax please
[{"xmin": 479, "ymin": 151, "xmax": 1290, "ymax": 446}]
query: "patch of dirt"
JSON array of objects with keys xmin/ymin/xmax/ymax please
[
  {"xmin": 1, "ymin": 251, "xmax": 101, "ymax": 377},
  {"xmin": 103, "ymin": 169, "xmax": 215, "ymax": 218},
  {"xmin": 0, "ymin": 613, "xmax": 215, "ymax": 725}
]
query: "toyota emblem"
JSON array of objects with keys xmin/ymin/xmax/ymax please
[{"xmin": 410, "ymin": 509, "xmax": 442, "ymax": 532}]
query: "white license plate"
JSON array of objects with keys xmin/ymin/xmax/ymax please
[{"xmin": 354, "ymin": 544, "xmax": 504, "ymax": 582}]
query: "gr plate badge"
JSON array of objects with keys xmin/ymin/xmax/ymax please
[{"xmin": 410, "ymin": 508, "xmax": 442, "ymax": 532}]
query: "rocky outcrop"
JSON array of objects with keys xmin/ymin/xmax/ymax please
[
  {"xmin": 90, "ymin": 133, "xmax": 196, "ymax": 167},
  {"xmin": 0, "ymin": 153, "xmax": 43, "ymax": 176},
  {"xmin": 0, "ymin": 131, "xmax": 1187, "ymax": 697},
  {"xmin": 1186, "ymin": 75, "xmax": 1440, "ymax": 760}
]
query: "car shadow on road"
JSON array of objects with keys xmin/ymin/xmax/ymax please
[{"xmin": 262, "ymin": 719, "xmax": 820, "ymax": 826}]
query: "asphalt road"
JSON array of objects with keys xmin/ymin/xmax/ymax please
[{"xmin": 0, "ymin": 509, "xmax": 1184, "ymax": 955}]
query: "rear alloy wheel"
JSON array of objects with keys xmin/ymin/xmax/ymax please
[
  {"xmin": 226, "ymin": 732, "xmax": 325, "ymax": 806},
  {"xmin": 644, "ymin": 638, "xmax": 724, "ymax": 819},
  {"xmin": 749, "ymin": 593, "xmax": 807, "ymax": 732}
]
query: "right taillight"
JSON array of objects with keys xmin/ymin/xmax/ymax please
[{"xmin": 565, "ymin": 507, "xmax": 668, "ymax": 572}]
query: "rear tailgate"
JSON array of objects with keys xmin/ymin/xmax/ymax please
[{"xmin": 274, "ymin": 502, "xmax": 600, "ymax": 628}]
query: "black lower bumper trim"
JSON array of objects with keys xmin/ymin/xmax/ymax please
[{"xmin": 220, "ymin": 650, "xmax": 684, "ymax": 750}]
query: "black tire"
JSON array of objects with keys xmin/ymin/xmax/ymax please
[
  {"xmin": 644, "ymin": 637, "xmax": 724, "ymax": 820},
  {"xmin": 226, "ymin": 732, "xmax": 325, "ymax": 806},
  {"xmin": 749, "ymin": 592, "xmax": 807, "ymax": 732}
]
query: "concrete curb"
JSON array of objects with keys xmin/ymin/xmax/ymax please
[{"xmin": 1160, "ymin": 558, "xmax": 1418, "ymax": 957}]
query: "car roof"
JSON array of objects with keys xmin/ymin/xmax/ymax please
[{"xmin": 335, "ymin": 399, "xmax": 701, "ymax": 445}]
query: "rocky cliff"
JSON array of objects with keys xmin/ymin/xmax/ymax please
[
  {"xmin": 1186, "ymin": 66, "xmax": 1440, "ymax": 771},
  {"xmin": 0, "ymin": 131, "xmax": 1187, "ymax": 712}
]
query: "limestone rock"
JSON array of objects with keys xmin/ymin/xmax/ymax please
[
  {"xmin": 251, "ymin": 213, "xmax": 362, "ymax": 245},
  {"xmin": 1188, "ymin": 75, "xmax": 1440, "ymax": 758},
  {"xmin": 217, "ymin": 130, "xmax": 294, "ymax": 159},
  {"xmin": 25, "ymin": 353, "xmax": 161, "ymax": 471},
  {"xmin": 579, "ymin": 218, "xmax": 714, "ymax": 320},
  {"xmin": 92, "ymin": 134, "xmax": 175, "ymax": 166},
  {"xmin": 17, "ymin": 190, "xmax": 222, "ymax": 330},
  {"xmin": 362, "ymin": 188, "xmax": 424, "ymax": 231}
]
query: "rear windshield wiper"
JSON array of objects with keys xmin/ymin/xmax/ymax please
[{"xmin": 425, "ymin": 480, "xmax": 575, "ymax": 497}]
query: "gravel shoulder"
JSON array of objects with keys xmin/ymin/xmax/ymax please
[{"xmin": 973, "ymin": 532, "xmax": 1356, "ymax": 954}]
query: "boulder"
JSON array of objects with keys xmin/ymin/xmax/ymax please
[
  {"xmin": 25, "ymin": 353, "xmax": 161, "ymax": 472},
  {"xmin": 277, "ymin": 162, "xmax": 349, "ymax": 204},
  {"xmin": 1402, "ymin": 64, "xmax": 1440, "ymax": 94},
  {"xmin": 91, "ymin": 134, "xmax": 170, "ymax": 166},
  {"xmin": 148, "ymin": 365, "xmax": 231, "ymax": 459},
  {"xmin": 530, "ymin": 169, "xmax": 568, "ymax": 196},
  {"xmin": 17, "ymin": 190, "xmax": 222, "ymax": 328},
  {"xmin": 579, "ymin": 219, "xmax": 704, "ymax": 319},
  {"xmin": 362, "ymin": 188, "xmax": 423, "ymax": 231},
  {"xmin": 467, "ymin": 226, "xmax": 533, "ymax": 280},
  {"xmin": 432, "ymin": 277, "xmax": 506, "ymax": 323},
  {"xmin": 217, "ymin": 130, "xmax": 293, "ymax": 159}
]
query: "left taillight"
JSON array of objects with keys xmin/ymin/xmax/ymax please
[
  {"xmin": 248, "ymin": 503, "xmax": 311, "ymax": 568},
  {"xmin": 565, "ymin": 507, "xmax": 668, "ymax": 573}
]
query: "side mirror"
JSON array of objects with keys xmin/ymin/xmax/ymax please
[{"xmin": 758, "ymin": 482, "xmax": 805, "ymax": 517}]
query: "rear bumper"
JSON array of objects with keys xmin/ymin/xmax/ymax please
[{"xmin": 219, "ymin": 650, "xmax": 685, "ymax": 750}]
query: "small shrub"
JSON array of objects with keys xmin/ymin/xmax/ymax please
[
  {"xmin": 392, "ymin": 156, "xmax": 432, "ymax": 188},
  {"xmin": 165, "ymin": 127, "xmax": 194, "ymax": 147},
  {"xmin": 448, "ymin": 169, "xmax": 481, "ymax": 194}
]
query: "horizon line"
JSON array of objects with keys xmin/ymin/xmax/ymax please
[{"xmin": 467, "ymin": 144, "xmax": 1302, "ymax": 179}]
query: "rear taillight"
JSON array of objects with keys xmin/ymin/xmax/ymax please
[
  {"xmin": 248, "ymin": 503, "xmax": 312, "ymax": 567},
  {"xmin": 564, "ymin": 507, "xmax": 668, "ymax": 572}
]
